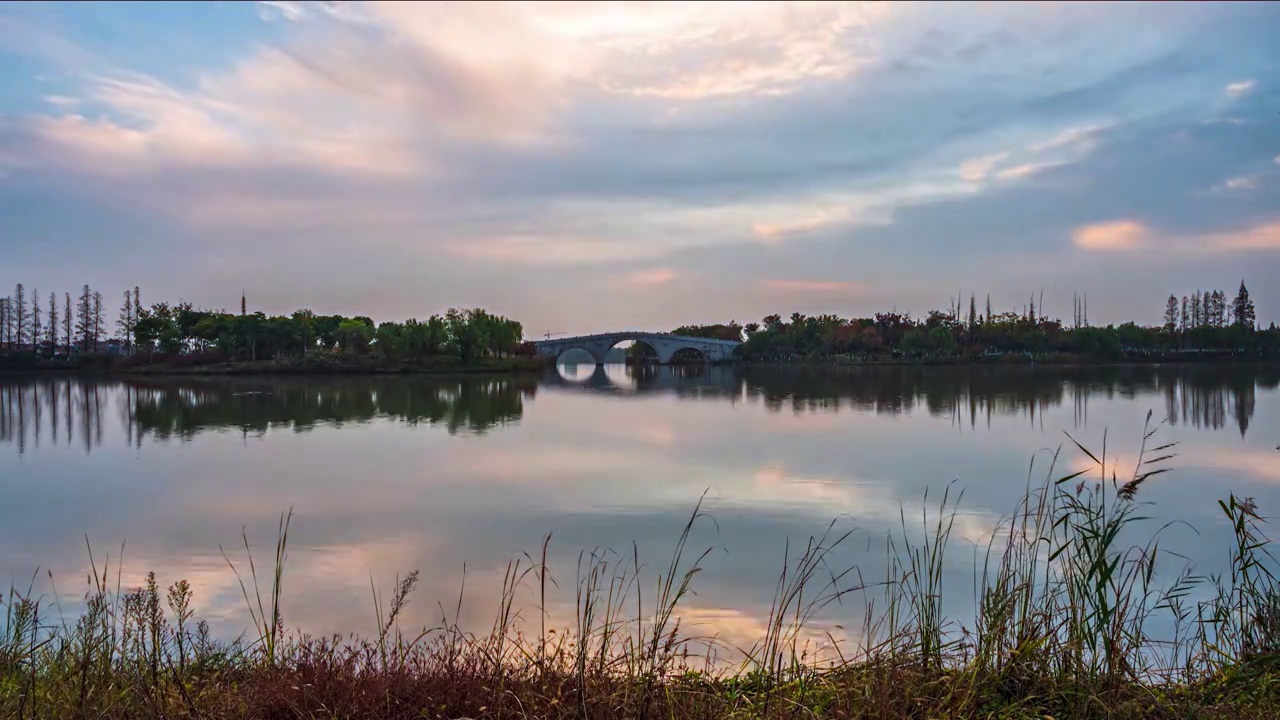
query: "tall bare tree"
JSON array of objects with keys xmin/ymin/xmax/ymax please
[
  {"xmin": 0, "ymin": 297, "xmax": 8, "ymax": 350},
  {"xmin": 31, "ymin": 287, "xmax": 41, "ymax": 353},
  {"xmin": 47, "ymin": 292, "xmax": 58, "ymax": 352},
  {"xmin": 92, "ymin": 291, "xmax": 105, "ymax": 351},
  {"xmin": 13, "ymin": 284, "xmax": 27, "ymax": 349},
  {"xmin": 76, "ymin": 285, "xmax": 92, "ymax": 352},
  {"xmin": 63, "ymin": 293, "xmax": 72, "ymax": 355},
  {"xmin": 117, "ymin": 290, "xmax": 134, "ymax": 354}
]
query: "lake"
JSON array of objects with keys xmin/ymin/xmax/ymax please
[{"xmin": 2, "ymin": 364, "xmax": 1278, "ymax": 661}]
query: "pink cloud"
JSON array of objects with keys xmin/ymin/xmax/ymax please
[
  {"xmin": 1201, "ymin": 220, "xmax": 1280, "ymax": 252},
  {"xmin": 615, "ymin": 268, "xmax": 678, "ymax": 287},
  {"xmin": 764, "ymin": 279, "xmax": 868, "ymax": 294},
  {"xmin": 1072, "ymin": 219, "xmax": 1149, "ymax": 251},
  {"xmin": 447, "ymin": 235, "xmax": 668, "ymax": 266},
  {"xmin": 957, "ymin": 152, "xmax": 1008, "ymax": 183}
]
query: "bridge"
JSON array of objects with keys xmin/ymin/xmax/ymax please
[{"xmin": 533, "ymin": 331, "xmax": 741, "ymax": 365}]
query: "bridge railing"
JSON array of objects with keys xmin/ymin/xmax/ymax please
[{"xmin": 533, "ymin": 331, "xmax": 741, "ymax": 345}]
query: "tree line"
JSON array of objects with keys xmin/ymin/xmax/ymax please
[
  {"xmin": 0, "ymin": 284, "xmax": 110, "ymax": 355},
  {"xmin": 678, "ymin": 281, "xmax": 1276, "ymax": 361},
  {"xmin": 0, "ymin": 285, "xmax": 529, "ymax": 364}
]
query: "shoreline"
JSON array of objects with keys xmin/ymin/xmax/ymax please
[{"xmin": 1, "ymin": 353, "xmax": 1276, "ymax": 378}]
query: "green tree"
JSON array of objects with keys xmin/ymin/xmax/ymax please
[{"xmin": 335, "ymin": 318, "xmax": 373, "ymax": 354}]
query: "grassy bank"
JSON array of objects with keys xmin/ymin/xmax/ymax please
[{"xmin": 5, "ymin": 421, "xmax": 1280, "ymax": 718}]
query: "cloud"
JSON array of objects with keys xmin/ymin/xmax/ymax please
[
  {"xmin": 257, "ymin": 1, "xmax": 304, "ymax": 22},
  {"xmin": 1199, "ymin": 450, "xmax": 1280, "ymax": 482},
  {"xmin": 1224, "ymin": 79, "xmax": 1256, "ymax": 96},
  {"xmin": 4, "ymin": 1, "xmax": 1280, "ymax": 331},
  {"xmin": 764, "ymin": 279, "xmax": 868, "ymax": 294},
  {"xmin": 1028, "ymin": 124, "xmax": 1110, "ymax": 154},
  {"xmin": 1072, "ymin": 220, "xmax": 1150, "ymax": 251},
  {"xmin": 1200, "ymin": 219, "xmax": 1280, "ymax": 252},
  {"xmin": 447, "ymin": 235, "xmax": 670, "ymax": 266},
  {"xmin": 752, "ymin": 211, "xmax": 851, "ymax": 241},
  {"xmin": 614, "ymin": 268, "xmax": 678, "ymax": 287},
  {"xmin": 957, "ymin": 152, "xmax": 1010, "ymax": 183},
  {"xmin": 994, "ymin": 161, "xmax": 1068, "ymax": 180},
  {"xmin": 1223, "ymin": 176, "xmax": 1257, "ymax": 191}
]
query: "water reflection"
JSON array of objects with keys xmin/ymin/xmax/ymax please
[
  {"xmin": 0, "ymin": 366, "xmax": 1274, "ymax": 455},
  {"xmin": 0, "ymin": 375, "xmax": 539, "ymax": 452},
  {"xmin": 2, "ymin": 364, "xmax": 1277, "ymax": 655},
  {"xmin": 551, "ymin": 363, "xmax": 1273, "ymax": 437}
]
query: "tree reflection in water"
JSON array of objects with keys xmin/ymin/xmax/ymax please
[{"xmin": 0, "ymin": 365, "xmax": 1275, "ymax": 453}]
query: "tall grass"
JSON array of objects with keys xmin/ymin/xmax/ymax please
[{"xmin": 4, "ymin": 419, "xmax": 1280, "ymax": 718}]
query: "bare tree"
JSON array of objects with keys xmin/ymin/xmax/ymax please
[
  {"xmin": 63, "ymin": 293, "xmax": 72, "ymax": 355},
  {"xmin": 13, "ymin": 284, "xmax": 27, "ymax": 349},
  {"xmin": 0, "ymin": 297, "xmax": 8, "ymax": 350},
  {"xmin": 117, "ymin": 290, "xmax": 134, "ymax": 354},
  {"xmin": 47, "ymin": 292, "xmax": 58, "ymax": 352},
  {"xmin": 76, "ymin": 285, "xmax": 92, "ymax": 352},
  {"xmin": 31, "ymin": 287, "xmax": 41, "ymax": 354},
  {"xmin": 92, "ymin": 291, "xmax": 105, "ymax": 351}
]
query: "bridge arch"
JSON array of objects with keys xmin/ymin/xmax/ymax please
[
  {"xmin": 534, "ymin": 331, "xmax": 741, "ymax": 366},
  {"xmin": 666, "ymin": 346, "xmax": 708, "ymax": 364},
  {"xmin": 552, "ymin": 346, "xmax": 607, "ymax": 365}
]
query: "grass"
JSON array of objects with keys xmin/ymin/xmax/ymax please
[{"xmin": 4, "ymin": 414, "xmax": 1280, "ymax": 718}]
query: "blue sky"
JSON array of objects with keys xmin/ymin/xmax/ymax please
[{"xmin": 1, "ymin": 1, "xmax": 1278, "ymax": 334}]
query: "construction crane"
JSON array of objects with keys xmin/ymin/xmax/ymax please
[{"xmin": 543, "ymin": 331, "xmax": 567, "ymax": 341}]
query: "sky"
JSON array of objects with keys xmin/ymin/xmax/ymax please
[{"xmin": 1, "ymin": 1, "xmax": 1279, "ymax": 336}]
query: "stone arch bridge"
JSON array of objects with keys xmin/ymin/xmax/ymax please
[{"xmin": 534, "ymin": 332, "xmax": 741, "ymax": 365}]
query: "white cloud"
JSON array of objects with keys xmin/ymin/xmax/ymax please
[
  {"xmin": 1029, "ymin": 123, "xmax": 1109, "ymax": 154},
  {"xmin": 257, "ymin": 1, "xmax": 304, "ymax": 22},
  {"xmin": 1224, "ymin": 79, "xmax": 1256, "ymax": 97},
  {"xmin": 995, "ymin": 161, "xmax": 1067, "ymax": 180},
  {"xmin": 1224, "ymin": 176, "xmax": 1257, "ymax": 191}
]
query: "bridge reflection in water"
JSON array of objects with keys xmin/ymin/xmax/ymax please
[{"xmin": 0, "ymin": 364, "xmax": 1273, "ymax": 454}]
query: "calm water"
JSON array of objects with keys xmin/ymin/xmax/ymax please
[{"xmin": 2, "ymin": 365, "xmax": 1278, "ymax": 656}]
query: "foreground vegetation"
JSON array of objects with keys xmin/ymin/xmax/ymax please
[{"xmin": 4, "ymin": 421, "xmax": 1280, "ymax": 718}]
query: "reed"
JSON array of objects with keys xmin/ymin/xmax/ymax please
[{"xmin": 3, "ymin": 422, "xmax": 1280, "ymax": 718}]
